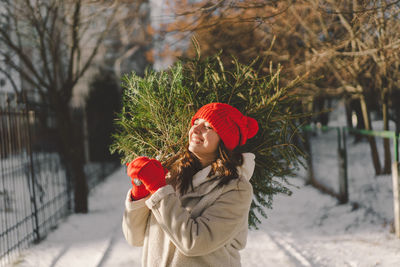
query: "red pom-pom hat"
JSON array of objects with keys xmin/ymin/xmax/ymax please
[{"xmin": 191, "ymin": 103, "xmax": 259, "ymax": 150}]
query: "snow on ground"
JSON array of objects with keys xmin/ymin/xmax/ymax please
[
  {"xmin": 246, "ymin": 178, "xmax": 400, "ymax": 267},
  {"xmin": 6, "ymin": 165, "xmax": 400, "ymax": 267},
  {"xmin": 5, "ymin": 100, "xmax": 400, "ymax": 266}
]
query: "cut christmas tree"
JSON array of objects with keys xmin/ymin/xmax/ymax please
[{"xmin": 111, "ymin": 47, "xmax": 309, "ymax": 228}]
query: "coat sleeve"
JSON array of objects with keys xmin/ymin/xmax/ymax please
[
  {"xmin": 145, "ymin": 180, "xmax": 253, "ymax": 257},
  {"xmin": 122, "ymin": 189, "xmax": 151, "ymax": 247}
]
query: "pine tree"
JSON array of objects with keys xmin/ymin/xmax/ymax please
[{"xmin": 111, "ymin": 46, "xmax": 308, "ymax": 228}]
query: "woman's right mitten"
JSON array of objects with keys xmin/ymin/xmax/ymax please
[{"xmin": 126, "ymin": 161, "xmax": 150, "ymax": 200}]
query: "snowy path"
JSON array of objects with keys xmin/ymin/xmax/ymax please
[{"xmin": 8, "ymin": 167, "xmax": 400, "ymax": 267}]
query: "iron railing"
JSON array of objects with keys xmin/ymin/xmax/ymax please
[{"xmin": 0, "ymin": 94, "xmax": 119, "ymax": 266}]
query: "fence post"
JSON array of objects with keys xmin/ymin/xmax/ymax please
[
  {"xmin": 392, "ymin": 161, "xmax": 400, "ymax": 238},
  {"xmin": 338, "ymin": 127, "xmax": 348, "ymax": 204},
  {"xmin": 23, "ymin": 95, "xmax": 41, "ymax": 242},
  {"xmin": 304, "ymin": 129, "xmax": 315, "ymax": 185}
]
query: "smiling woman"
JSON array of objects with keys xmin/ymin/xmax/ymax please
[
  {"xmin": 123, "ymin": 102, "xmax": 259, "ymax": 267},
  {"xmin": 188, "ymin": 118, "xmax": 220, "ymax": 167}
]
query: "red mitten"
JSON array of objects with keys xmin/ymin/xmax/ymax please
[
  {"xmin": 126, "ymin": 162, "xmax": 150, "ymax": 200},
  {"xmin": 127, "ymin": 157, "xmax": 168, "ymax": 194},
  {"xmin": 130, "ymin": 184, "xmax": 150, "ymax": 200}
]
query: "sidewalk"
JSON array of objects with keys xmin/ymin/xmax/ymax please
[{"xmin": 8, "ymin": 167, "xmax": 400, "ymax": 267}]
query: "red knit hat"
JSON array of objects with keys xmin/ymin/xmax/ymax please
[{"xmin": 191, "ymin": 103, "xmax": 259, "ymax": 150}]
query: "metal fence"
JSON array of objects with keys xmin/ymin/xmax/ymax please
[
  {"xmin": 0, "ymin": 94, "xmax": 119, "ymax": 266},
  {"xmin": 303, "ymin": 124, "xmax": 400, "ymax": 234},
  {"xmin": 303, "ymin": 126, "xmax": 347, "ymax": 202}
]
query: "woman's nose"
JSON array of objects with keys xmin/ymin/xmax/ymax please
[{"xmin": 193, "ymin": 124, "xmax": 203, "ymax": 133}]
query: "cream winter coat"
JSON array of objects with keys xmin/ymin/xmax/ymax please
[{"xmin": 122, "ymin": 153, "xmax": 255, "ymax": 267}]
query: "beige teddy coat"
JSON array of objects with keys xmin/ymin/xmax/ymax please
[{"xmin": 122, "ymin": 153, "xmax": 255, "ymax": 267}]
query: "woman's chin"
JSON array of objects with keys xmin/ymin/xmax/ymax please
[{"xmin": 188, "ymin": 143, "xmax": 202, "ymax": 154}]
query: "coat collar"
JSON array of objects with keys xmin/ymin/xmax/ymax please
[{"xmin": 185, "ymin": 153, "xmax": 255, "ymax": 197}]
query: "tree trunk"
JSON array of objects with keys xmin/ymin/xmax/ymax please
[
  {"xmin": 55, "ymin": 101, "xmax": 88, "ymax": 213},
  {"xmin": 360, "ymin": 94, "xmax": 381, "ymax": 175},
  {"xmin": 344, "ymin": 97, "xmax": 353, "ymax": 128},
  {"xmin": 382, "ymin": 91, "xmax": 392, "ymax": 174}
]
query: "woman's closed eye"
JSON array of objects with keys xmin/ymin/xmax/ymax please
[{"xmin": 194, "ymin": 119, "xmax": 213, "ymax": 130}]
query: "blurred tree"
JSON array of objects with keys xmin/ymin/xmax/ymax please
[
  {"xmin": 164, "ymin": 1, "xmax": 298, "ymax": 83},
  {"xmin": 0, "ymin": 0, "xmax": 152, "ymax": 212},
  {"xmin": 86, "ymin": 70, "xmax": 121, "ymax": 162},
  {"xmin": 104, "ymin": 0, "xmax": 153, "ymax": 77},
  {"xmin": 162, "ymin": 0, "xmax": 400, "ymax": 175},
  {"xmin": 295, "ymin": 0, "xmax": 400, "ymax": 174}
]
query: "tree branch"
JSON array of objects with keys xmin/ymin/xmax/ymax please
[
  {"xmin": 24, "ymin": 0, "xmax": 54, "ymax": 86},
  {"xmin": 0, "ymin": 27, "xmax": 50, "ymax": 89},
  {"xmin": 0, "ymin": 67, "xmax": 20, "ymax": 94}
]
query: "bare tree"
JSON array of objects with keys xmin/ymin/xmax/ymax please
[
  {"xmin": 164, "ymin": 0, "xmax": 400, "ymax": 175},
  {"xmin": 298, "ymin": 0, "xmax": 400, "ymax": 174},
  {"xmin": 266, "ymin": 0, "xmax": 400, "ymax": 174},
  {"xmin": 0, "ymin": 0, "xmax": 151, "ymax": 212}
]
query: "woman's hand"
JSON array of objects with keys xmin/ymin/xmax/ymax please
[
  {"xmin": 126, "ymin": 156, "xmax": 168, "ymax": 195},
  {"xmin": 126, "ymin": 161, "xmax": 150, "ymax": 200}
]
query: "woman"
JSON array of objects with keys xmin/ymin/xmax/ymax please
[{"xmin": 123, "ymin": 102, "xmax": 259, "ymax": 267}]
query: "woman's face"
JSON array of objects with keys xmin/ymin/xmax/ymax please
[{"xmin": 188, "ymin": 118, "xmax": 221, "ymax": 160}]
